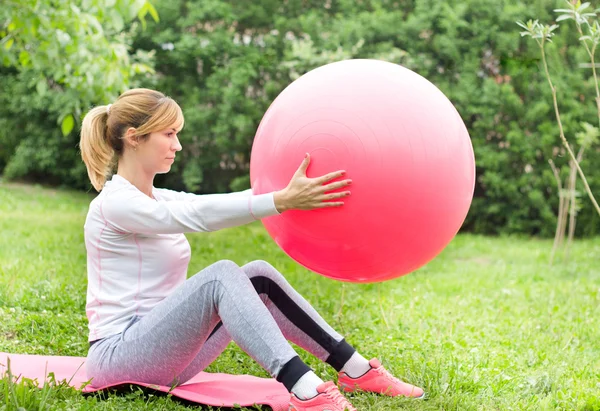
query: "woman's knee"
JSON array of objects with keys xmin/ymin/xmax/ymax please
[
  {"xmin": 211, "ymin": 259, "xmax": 240, "ymax": 271},
  {"xmin": 241, "ymin": 260, "xmax": 284, "ymax": 281},
  {"xmin": 241, "ymin": 261, "xmax": 295, "ymax": 298},
  {"xmin": 194, "ymin": 260, "xmax": 248, "ymax": 284}
]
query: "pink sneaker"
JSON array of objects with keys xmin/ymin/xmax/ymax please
[
  {"xmin": 288, "ymin": 381, "xmax": 357, "ymax": 411},
  {"xmin": 338, "ymin": 358, "xmax": 425, "ymax": 398}
]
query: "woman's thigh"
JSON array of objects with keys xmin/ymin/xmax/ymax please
[{"xmin": 86, "ymin": 260, "xmax": 240, "ymax": 387}]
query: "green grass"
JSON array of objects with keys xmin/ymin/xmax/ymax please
[{"xmin": 0, "ymin": 182, "xmax": 599, "ymax": 410}]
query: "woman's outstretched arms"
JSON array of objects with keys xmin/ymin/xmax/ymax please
[{"xmin": 102, "ymin": 186, "xmax": 278, "ymax": 235}]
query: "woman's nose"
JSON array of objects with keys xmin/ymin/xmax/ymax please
[{"xmin": 172, "ymin": 136, "xmax": 182, "ymax": 151}]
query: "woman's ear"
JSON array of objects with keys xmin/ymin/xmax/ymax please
[{"xmin": 124, "ymin": 127, "xmax": 138, "ymax": 150}]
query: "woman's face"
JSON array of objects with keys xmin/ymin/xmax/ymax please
[{"xmin": 137, "ymin": 126, "xmax": 182, "ymax": 175}]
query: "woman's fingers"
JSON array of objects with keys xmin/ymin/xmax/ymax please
[
  {"xmin": 320, "ymin": 179, "xmax": 352, "ymax": 192},
  {"xmin": 304, "ymin": 192, "xmax": 350, "ymax": 209},
  {"xmin": 314, "ymin": 201, "xmax": 345, "ymax": 208},
  {"xmin": 315, "ymin": 170, "xmax": 346, "ymax": 184},
  {"xmin": 284, "ymin": 163, "xmax": 352, "ymax": 211},
  {"xmin": 298, "ymin": 153, "xmax": 311, "ymax": 174},
  {"xmin": 320, "ymin": 191, "xmax": 351, "ymax": 201},
  {"xmin": 292, "ymin": 153, "xmax": 311, "ymax": 178}
]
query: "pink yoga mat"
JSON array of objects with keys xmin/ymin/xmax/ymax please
[{"xmin": 0, "ymin": 352, "xmax": 290, "ymax": 410}]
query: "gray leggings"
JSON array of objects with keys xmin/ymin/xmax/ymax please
[{"xmin": 86, "ymin": 260, "xmax": 356, "ymax": 391}]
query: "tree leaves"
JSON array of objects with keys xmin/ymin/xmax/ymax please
[
  {"xmin": 3, "ymin": 38, "xmax": 14, "ymax": 51},
  {"xmin": 1, "ymin": 0, "xmax": 599, "ymax": 236},
  {"xmin": 137, "ymin": 2, "xmax": 160, "ymax": 29},
  {"xmin": 61, "ymin": 115, "xmax": 75, "ymax": 137},
  {"xmin": 36, "ymin": 78, "xmax": 47, "ymax": 95},
  {"xmin": 147, "ymin": 3, "xmax": 159, "ymax": 22},
  {"xmin": 0, "ymin": 0, "xmax": 158, "ymax": 131}
]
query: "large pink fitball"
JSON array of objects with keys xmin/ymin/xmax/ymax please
[{"xmin": 250, "ymin": 59, "xmax": 475, "ymax": 283}]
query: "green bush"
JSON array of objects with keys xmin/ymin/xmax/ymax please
[
  {"xmin": 1, "ymin": 0, "xmax": 599, "ymax": 236},
  {"xmin": 0, "ymin": 0, "xmax": 156, "ymax": 187}
]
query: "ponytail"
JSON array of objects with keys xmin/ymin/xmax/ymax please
[{"xmin": 80, "ymin": 106, "xmax": 114, "ymax": 192}]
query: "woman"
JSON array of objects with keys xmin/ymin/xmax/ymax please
[{"xmin": 80, "ymin": 88, "xmax": 424, "ymax": 411}]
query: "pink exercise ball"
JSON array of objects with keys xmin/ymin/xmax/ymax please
[{"xmin": 250, "ymin": 59, "xmax": 475, "ymax": 283}]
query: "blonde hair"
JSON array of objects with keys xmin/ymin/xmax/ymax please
[{"xmin": 80, "ymin": 88, "xmax": 184, "ymax": 191}]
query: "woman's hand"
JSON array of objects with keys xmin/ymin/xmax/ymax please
[{"xmin": 273, "ymin": 153, "xmax": 352, "ymax": 212}]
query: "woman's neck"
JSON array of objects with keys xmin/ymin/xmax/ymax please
[{"xmin": 116, "ymin": 160, "xmax": 155, "ymax": 199}]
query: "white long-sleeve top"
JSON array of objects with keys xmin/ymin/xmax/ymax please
[{"xmin": 84, "ymin": 174, "xmax": 280, "ymax": 341}]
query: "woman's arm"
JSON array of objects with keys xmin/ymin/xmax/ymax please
[
  {"xmin": 102, "ymin": 186, "xmax": 277, "ymax": 235},
  {"xmin": 104, "ymin": 154, "xmax": 350, "ymax": 235},
  {"xmin": 153, "ymin": 187, "xmax": 253, "ymax": 202}
]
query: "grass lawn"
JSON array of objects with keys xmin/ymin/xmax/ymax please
[{"xmin": 0, "ymin": 182, "xmax": 599, "ymax": 410}]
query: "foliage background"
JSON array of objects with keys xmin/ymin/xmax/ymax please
[{"xmin": 1, "ymin": 0, "xmax": 599, "ymax": 237}]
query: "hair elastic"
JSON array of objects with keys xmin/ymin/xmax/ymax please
[{"xmin": 106, "ymin": 104, "xmax": 112, "ymax": 115}]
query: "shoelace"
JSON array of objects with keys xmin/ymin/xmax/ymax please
[
  {"xmin": 322, "ymin": 384, "xmax": 357, "ymax": 411},
  {"xmin": 375, "ymin": 366, "xmax": 404, "ymax": 386}
]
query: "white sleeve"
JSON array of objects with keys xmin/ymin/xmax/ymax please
[
  {"xmin": 153, "ymin": 187, "xmax": 253, "ymax": 202},
  {"xmin": 102, "ymin": 187, "xmax": 278, "ymax": 235}
]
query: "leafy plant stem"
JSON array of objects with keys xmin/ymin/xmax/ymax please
[{"xmin": 538, "ymin": 39, "xmax": 600, "ymax": 217}]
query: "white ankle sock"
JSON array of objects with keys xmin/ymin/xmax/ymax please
[
  {"xmin": 291, "ymin": 371, "xmax": 324, "ymax": 400},
  {"xmin": 340, "ymin": 352, "xmax": 371, "ymax": 378}
]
